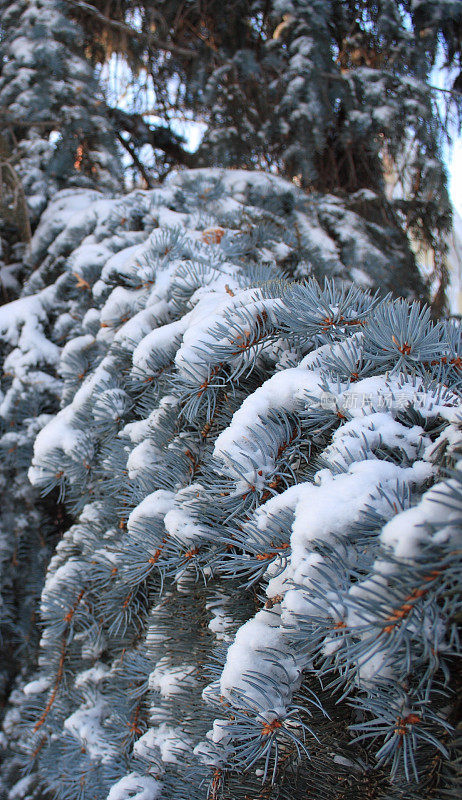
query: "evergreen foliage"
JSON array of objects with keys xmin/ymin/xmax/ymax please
[
  {"xmin": 62, "ymin": 0, "xmax": 462, "ymax": 307},
  {"xmin": 0, "ymin": 168, "xmax": 418, "ymax": 726},
  {"xmin": 0, "ymin": 1, "xmax": 461, "ymax": 798},
  {"xmin": 0, "ymin": 0, "xmax": 122, "ymax": 300},
  {"xmin": 0, "ymin": 170, "xmax": 460, "ymax": 799},
  {"xmin": 3, "ymin": 0, "xmax": 461, "ymax": 306}
]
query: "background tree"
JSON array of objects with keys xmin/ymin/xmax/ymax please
[
  {"xmin": 0, "ymin": 0, "xmax": 123, "ymax": 299},
  {"xmin": 2, "ymin": 1, "xmax": 462, "ymax": 307},
  {"xmin": 66, "ymin": 0, "xmax": 462, "ymax": 309}
]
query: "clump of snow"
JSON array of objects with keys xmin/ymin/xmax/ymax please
[
  {"xmin": 106, "ymin": 773, "xmax": 162, "ymax": 800},
  {"xmin": 23, "ymin": 676, "xmax": 51, "ymax": 696},
  {"xmin": 64, "ymin": 698, "xmax": 116, "ymax": 763}
]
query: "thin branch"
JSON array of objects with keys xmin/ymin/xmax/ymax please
[
  {"xmin": 320, "ymin": 71, "xmax": 462, "ymax": 98},
  {"xmin": 0, "ymin": 112, "xmax": 55, "ymax": 129},
  {"xmin": 109, "ymin": 107, "xmax": 197, "ymax": 167},
  {"xmin": 427, "ymin": 83, "xmax": 462, "ymax": 99},
  {"xmin": 63, "ymin": 0, "xmax": 196, "ymax": 59},
  {"xmin": 0, "ymin": 134, "xmax": 32, "ymax": 242},
  {"xmin": 116, "ymin": 132, "xmax": 152, "ymax": 188}
]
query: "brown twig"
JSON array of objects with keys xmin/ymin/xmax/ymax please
[{"xmin": 63, "ymin": 0, "xmax": 196, "ymax": 59}]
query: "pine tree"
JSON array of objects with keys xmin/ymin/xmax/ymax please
[
  {"xmin": 0, "ymin": 0, "xmax": 122, "ymax": 301},
  {"xmin": 65, "ymin": 0, "xmax": 462, "ymax": 308},
  {"xmin": 2, "ymin": 0, "xmax": 460, "ymax": 306},
  {"xmin": 0, "ymin": 169, "xmax": 460, "ymax": 799},
  {"xmin": 0, "ymin": 166, "xmax": 419, "ymax": 734},
  {"xmin": 0, "ymin": 2, "xmax": 461, "ymax": 798},
  {"xmin": 0, "ymin": 0, "xmax": 125, "ymax": 743}
]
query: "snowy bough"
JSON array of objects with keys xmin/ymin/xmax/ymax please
[{"xmin": 0, "ymin": 170, "xmax": 461, "ymax": 799}]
